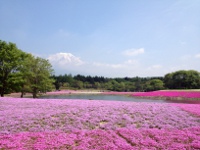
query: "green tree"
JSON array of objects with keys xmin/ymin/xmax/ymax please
[
  {"xmin": 117, "ymin": 82, "xmax": 126, "ymax": 91},
  {"xmin": 0, "ymin": 40, "xmax": 26, "ymax": 97},
  {"xmin": 72, "ymin": 80, "xmax": 83, "ymax": 89},
  {"xmin": 125, "ymin": 82, "xmax": 136, "ymax": 91},
  {"xmin": 94, "ymin": 82, "xmax": 101, "ymax": 89},
  {"xmin": 186, "ymin": 70, "xmax": 200, "ymax": 88},
  {"xmin": 164, "ymin": 73, "xmax": 173, "ymax": 89},
  {"xmin": 104, "ymin": 81, "xmax": 113, "ymax": 91},
  {"xmin": 145, "ymin": 79, "xmax": 164, "ymax": 91},
  {"xmin": 21, "ymin": 54, "xmax": 55, "ymax": 98},
  {"xmin": 164, "ymin": 70, "xmax": 200, "ymax": 89}
]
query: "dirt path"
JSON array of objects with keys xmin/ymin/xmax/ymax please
[{"xmin": 5, "ymin": 92, "xmax": 33, "ymax": 98}]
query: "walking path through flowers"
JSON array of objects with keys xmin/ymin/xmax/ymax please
[{"xmin": 0, "ymin": 95, "xmax": 200, "ymax": 149}]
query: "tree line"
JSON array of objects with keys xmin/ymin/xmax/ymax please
[
  {"xmin": 52, "ymin": 74, "xmax": 166, "ymax": 92},
  {"xmin": 53, "ymin": 70, "xmax": 200, "ymax": 92},
  {"xmin": 1, "ymin": 40, "xmax": 200, "ymax": 98}
]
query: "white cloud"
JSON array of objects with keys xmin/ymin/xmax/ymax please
[
  {"xmin": 147, "ymin": 65, "xmax": 163, "ymax": 70},
  {"xmin": 93, "ymin": 62, "xmax": 123, "ymax": 69},
  {"xmin": 123, "ymin": 48, "xmax": 144, "ymax": 56},
  {"xmin": 195, "ymin": 53, "xmax": 200, "ymax": 58},
  {"xmin": 89, "ymin": 60, "xmax": 140, "ymax": 77},
  {"xmin": 124, "ymin": 59, "xmax": 138, "ymax": 65},
  {"xmin": 93, "ymin": 59, "xmax": 139, "ymax": 69},
  {"xmin": 144, "ymin": 65, "xmax": 169, "ymax": 77},
  {"xmin": 48, "ymin": 53, "xmax": 84, "ymax": 66}
]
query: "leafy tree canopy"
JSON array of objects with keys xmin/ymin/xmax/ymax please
[
  {"xmin": 164, "ymin": 70, "xmax": 200, "ymax": 89},
  {"xmin": 0, "ymin": 40, "xmax": 26, "ymax": 96},
  {"xmin": 0, "ymin": 40, "xmax": 55, "ymax": 98}
]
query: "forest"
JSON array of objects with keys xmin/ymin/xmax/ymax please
[
  {"xmin": 52, "ymin": 74, "xmax": 164, "ymax": 92},
  {"xmin": 52, "ymin": 69, "xmax": 200, "ymax": 92}
]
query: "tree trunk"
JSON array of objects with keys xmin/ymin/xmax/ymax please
[
  {"xmin": 21, "ymin": 92, "xmax": 24, "ymax": 98},
  {"xmin": 21, "ymin": 85, "xmax": 24, "ymax": 98},
  {"xmin": 33, "ymin": 92, "xmax": 37, "ymax": 98},
  {"xmin": 33, "ymin": 88, "xmax": 37, "ymax": 98},
  {"xmin": 0, "ymin": 86, "xmax": 4, "ymax": 97},
  {"xmin": 0, "ymin": 92, "xmax": 4, "ymax": 97},
  {"xmin": 1, "ymin": 74, "xmax": 8, "ymax": 97}
]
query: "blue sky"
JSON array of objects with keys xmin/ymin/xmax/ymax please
[{"xmin": 0, "ymin": 0, "xmax": 200, "ymax": 77}]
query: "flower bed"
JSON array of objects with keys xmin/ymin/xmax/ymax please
[
  {"xmin": 1, "ymin": 128, "xmax": 200, "ymax": 150},
  {"xmin": 172, "ymin": 103, "xmax": 200, "ymax": 117},
  {"xmin": 0, "ymin": 97, "xmax": 200, "ymax": 149},
  {"xmin": 132, "ymin": 90, "xmax": 200, "ymax": 100}
]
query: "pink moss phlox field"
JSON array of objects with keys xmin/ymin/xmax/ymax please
[
  {"xmin": 1, "ymin": 97, "xmax": 200, "ymax": 133},
  {"xmin": 117, "ymin": 127, "xmax": 200, "ymax": 150},
  {"xmin": 172, "ymin": 103, "xmax": 200, "ymax": 117},
  {"xmin": 1, "ymin": 97, "xmax": 200, "ymax": 149},
  {"xmin": 1, "ymin": 128, "xmax": 200, "ymax": 150},
  {"xmin": 132, "ymin": 90, "xmax": 200, "ymax": 98}
]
